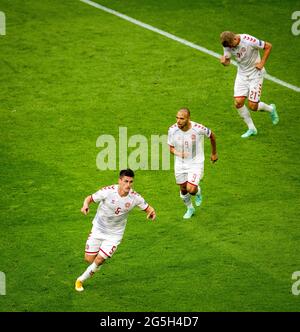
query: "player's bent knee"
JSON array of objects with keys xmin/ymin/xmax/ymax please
[
  {"xmin": 235, "ymin": 101, "xmax": 244, "ymax": 109},
  {"xmin": 187, "ymin": 184, "xmax": 198, "ymax": 195},
  {"xmin": 179, "ymin": 183, "xmax": 187, "ymax": 192},
  {"xmin": 94, "ymin": 254, "xmax": 106, "ymax": 266},
  {"xmin": 85, "ymin": 253, "xmax": 97, "ymax": 263},
  {"xmin": 248, "ymin": 102, "xmax": 258, "ymax": 111},
  {"xmin": 234, "ymin": 98, "xmax": 245, "ymax": 109}
]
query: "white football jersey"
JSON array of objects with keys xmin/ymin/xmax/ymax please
[
  {"xmin": 91, "ymin": 185, "xmax": 148, "ymax": 240},
  {"xmin": 223, "ymin": 34, "xmax": 265, "ymax": 78},
  {"xmin": 168, "ymin": 121, "xmax": 211, "ymax": 168}
]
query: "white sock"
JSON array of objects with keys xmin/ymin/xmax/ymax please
[
  {"xmin": 78, "ymin": 262, "xmax": 102, "ymax": 282},
  {"xmin": 180, "ymin": 191, "xmax": 193, "ymax": 208},
  {"xmin": 196, "ymin": 186, "xmax": 201, "ymax": 196},
  {"xmin": 258, "ymin": 101, "xmax": 272, "ymax": 112},
  {"xmin": 237, "ymin": 105, "xmax": 256, "ymax": 130}
]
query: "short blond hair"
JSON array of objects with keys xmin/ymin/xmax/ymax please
[{"xmin": 220, "ymin": 31, "xmax": 236, "ymax": 47}]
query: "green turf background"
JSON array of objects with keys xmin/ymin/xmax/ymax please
[{"xmin": 0, "ymin": 0, "xmax": 299, "ymax": 311}]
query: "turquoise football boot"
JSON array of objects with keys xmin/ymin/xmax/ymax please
[
  {"xmin": 241, "ymin": 128, "xmax": 257, "ymax": 138},
  {"xmin": 183, "ymin": 207, "xmax": 195, "ymax": 219},
  {"xmin": 270, "ymin": 104, "xmax": 279, "ymax": 125},
  {"xmin": 195, "ymin": 193, "xmax": 202, "ymax": 207}
]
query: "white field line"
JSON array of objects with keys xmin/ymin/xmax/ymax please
[{"xmin": 80, "ymin": 0, "xmax": 300, "ymax": 93}]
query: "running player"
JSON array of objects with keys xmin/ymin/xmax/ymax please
[
  {"xmin": 75, "ymin": 169, "xmax": 156, "ymax": 292},
  {"xmin": 220, "ymin": 31, "xmax": 279, "ymax": 138},
  {"xmin": 168, "ymin": 108, "xmax": 218, "ymax": 219}
]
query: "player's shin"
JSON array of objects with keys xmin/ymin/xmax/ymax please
[
  {"xmin": 258, "ymin": 101, "xmax": 272, "ymax": 112},
  {"xmin": 180, "ymin": 191, "xmax": 193, "ymax": 208},
  {"xmin": 78, "ymin": 262, "xmax": 102, "ymax": 282},
  {"xmin": 195, "ymin": 186, "xmax": 202, "ymax": 207},
  {"xmin": 237, "ymin": 105, "xmax": 256, "ymax": 130}
]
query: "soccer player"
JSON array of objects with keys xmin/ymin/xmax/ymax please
[
  {"xmin": 75, "ymin": 169, "xmax": 156, "ymax": 292},
  {"xmin": 168, "ymin": 108, "xmax": 218, "ymax": 219},
  {"xmin": 220, "ymin": 31, "xmax": 279, "ymax": 138}
]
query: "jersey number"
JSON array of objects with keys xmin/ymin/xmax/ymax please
[
  {"xmin": 109, "ymin": 246, "xmax": 117, "ymax": 255},
  {"xmin": 191, "ymin": 173, "xmax": 197, "ymax": 183},
  {"xmin": 114, "ymin": 207, "xmax": 122, "ymax": 215},
  {"xmin": 250, "ymin": 90, "xmax": 257, "ymax": 101}
]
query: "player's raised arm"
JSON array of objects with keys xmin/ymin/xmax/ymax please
[
  {"xmin": 81, "ymin": 195, "xmax": 93, "ymax": 215},
  {"xmin": 145, "ymin": 205, "xmax": 156, "ymax": 220}
]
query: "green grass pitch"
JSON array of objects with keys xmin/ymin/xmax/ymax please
[{"xmin": 0, "ymin": 0, "xmax": 299, "ymax": 312}]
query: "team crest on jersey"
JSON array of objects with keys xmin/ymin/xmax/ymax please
[
  {"xmin": 125, "ymin": 202, "xmax": 131, "ymax": 209},
  {"xmin": 111, "ymin": 200, "xmax": 115, "ymax": 204},
  {"xmin": 191, "ymin": 134, "xmax": 196, "ymax": 140}
]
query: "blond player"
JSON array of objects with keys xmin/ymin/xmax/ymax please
[
  {"xmin": 168, "ymin": 108, "xmax": 218, "ymax": 219},
  {"xmin": 220, "ymin": 31, "xmax": 279, "ymax": 138},
  {"xmin": 75, "ymin": 169, "xmax": 156, "ymax": 292}
]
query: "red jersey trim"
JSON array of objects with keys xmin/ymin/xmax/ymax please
[
  {"xmin": 85, "ymin": 251, "xmax": 99, "ymax": 255},
  {"xmin": 187, "ymin": 181, "xmax": 198, "ymax": 187},
  {"xmin": 143, "ymin": 204, "xmax": 149, "ymax": 211},
  {"xmin": 99, "ymin": 248, "xmax": 111, "ymax": 258}
]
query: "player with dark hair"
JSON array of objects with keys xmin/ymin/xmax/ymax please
[
  {"xmin": 168, "ymin": 108, "xmax": 218, "ymax": 219},
  {"xmin": 75, "ymin": 169, "xmax": 156, "ymax": 291}
]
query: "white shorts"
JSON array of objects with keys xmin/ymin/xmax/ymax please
[
  {"xmin": 175, "ymin": 163, "xmax": 204, "ymax": 186},
  {"xmin": 85, "ymin": 227, "xmax": 120, "ymax": 259},
  {"xmin": 234, "ymin": 72, "xmax": 264, "ymax": 103}
]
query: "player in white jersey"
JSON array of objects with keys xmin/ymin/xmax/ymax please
[
  {"xmin": 220, "ymin": 31, "xmax": 279, "ymax": 138},
  {"xmin": 75, "ymin": 169, "xmax": 156, "ymax": 292},
  {"xmin": 168, "ymin": 108, "xmax": 218, "ymax": 219}
]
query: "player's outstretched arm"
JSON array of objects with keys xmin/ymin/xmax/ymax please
[
  {"xmin": 81, "ymin": 195, "xmax": 93, "ymax": 215},
  {"xmin": 145, "ymin": 205, "xmax": 156, "ymax": 220},
  {"xmin": 210, "ymin": 132, "xmax": 218, "ymax": 163},
  {"xmin": 256, "ymin": 41, "xmax": 272, "ymax": 70}
]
